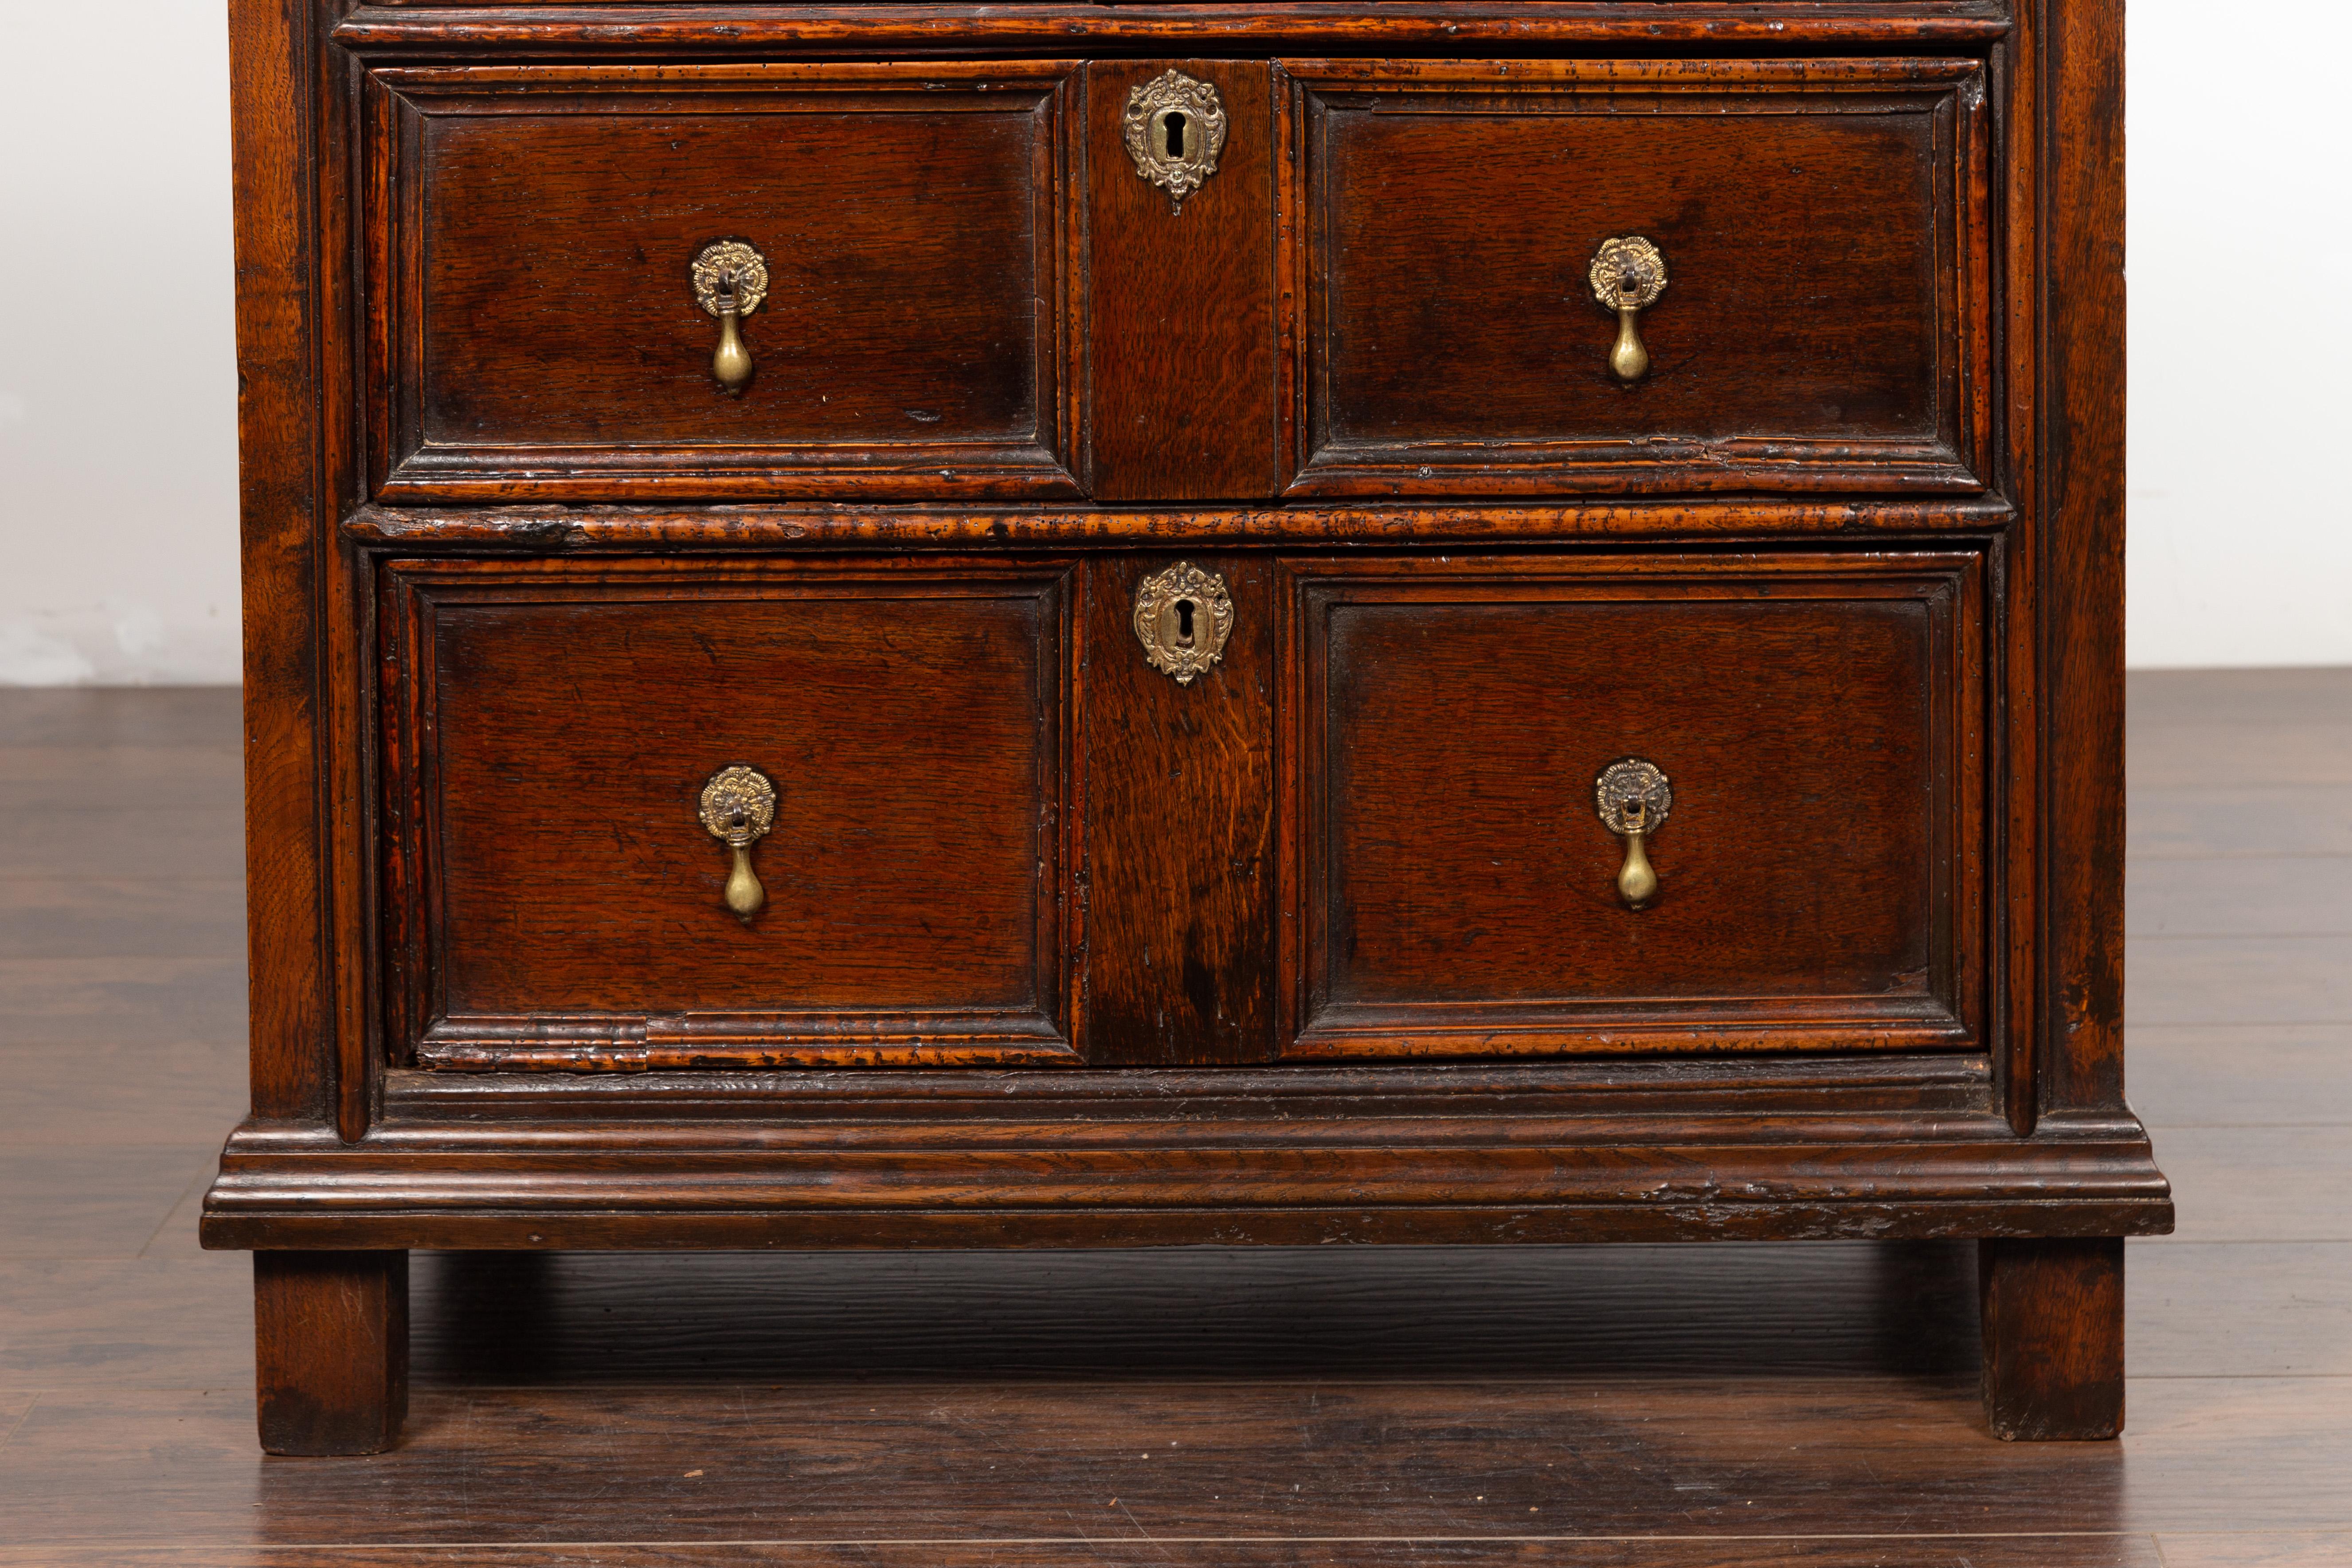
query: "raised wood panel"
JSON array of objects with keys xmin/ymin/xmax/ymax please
[
  {"xmin": 379, "ymin": 557, "xmax": 1079, "ymax": 1069},
  {"xmin": 365, "ymin": 63, "xmax": 1081, "ymax": 502},
  {"xmin": 1284, "ymin": 59, "xmax": 1991, "ymax": 496},
  {"xmin": 1279, "ymin": 551, "xmax": 1987, "ymax": 1057}
]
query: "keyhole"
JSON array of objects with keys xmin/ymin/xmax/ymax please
[
  {"xmin": 1164, "ymin": 112, "xmax": 1187, "ymax": 159},
  {"xmin": 1174, "ymin": 598, "xmax": 1196, "ymax": 646}
]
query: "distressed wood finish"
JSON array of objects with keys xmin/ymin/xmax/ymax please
[
  {"xmin": 1980, "ymin": 1236, "xmax": 2126, "ymax": 1440},
  {"xmin": 379, "ymin": 556, "xmax": 1078, "ymax": 1069},
  {"xmin": 1076, "ymin": 556, "xmax": 1278, "ymax": 1064},
  {"xmin": 212, "ymin": 0, "xmax": 2160, "ymax": 1452},
  {"xmin": 253, "ymin": 1251, "xmax": 408, "ymax": 1456},
  {"xmin": 2038, "ymin": 0, "xmax": 2129, "ymax": 1121},
  {"xmin": 1278, "ymin": 551, "xmax": 1985, "ymax": 1058},
  {"xmin": 204, "ymin": 1058, "xmax": 2172, "ymax": 1251},
  {"xmin": 1287, "ymin": 58, "xmax": 1991, "ymax": 496},
  {"xmin": 341, "ymin": 496, "xmax": 2019, "ymax": 549},
  {"xmin": 368, "ymin": 63, "xmax": 1080, "ymax": 502}
]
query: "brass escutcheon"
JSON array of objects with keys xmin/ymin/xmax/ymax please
[
  {"xmin": 692, "ymin": 240, "xmax": 770, "ymax": 394},
  {"xmin": 1589, "ymin": 236, "xmax": 1668, "ymax": 384},
  {"xmin": 698, "ymin": 765, "xmax": 777, "ymax": 920},
  {"xmin": 1132, "ymin": 562, "xmax": 1235, "ymax": 685},
  {"xmin": 1594, "ymin": 758, "xmax": 1673, "ymax": 910},
  {"xmin": 1122, "ymin": 70, "xmax": 1229, "ymax": 213}
]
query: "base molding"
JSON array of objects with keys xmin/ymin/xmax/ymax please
[{"xmin": 203, "ymin": 1063, "xmax": 2173, "ymax": 1252}]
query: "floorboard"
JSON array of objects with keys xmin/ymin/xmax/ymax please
[
  {"xmin": 2131, "ymin": 1128, "xmax": 2352, "ymax": 1243},
  {"xmin": 0, "ymin": 672, "xmax": 2346, "ymax": 1563},
  {"xmin": 2129, "ymin": 1025, "xmax": 2352, "ymax": 1127},
  {"xmin": 0, "ymin": 956, "xmax": 246, "ymax": 1045},
  {"xmin": 0, "ymin": 687, "xmax": 243, "ymax": 748},
  {"xmin": 2129, "ymin": 858, "xmax": 2352, "ymax": 938},
  {"xmin": 0, "ymin": 1538, "xmax": 2176, "ymax": 1567},
  {"xmin": 0, "ymin": 879, "xmax": 247, "ymax": 959},
  {"xmin": 4, "ymin": 1377, "xmax": 2352, "ymax": 1546},
  {"xmin": 2125, "ymin": 938, "xmax": 2352, "ymax": 1027},
  {"xmin": 2155, "ymin": 1536, "xmax": 2352, "ymax": 1568},
  {"xmin": 2127, "ymin": 788, "xmax": 2352, "ymax": 858}
]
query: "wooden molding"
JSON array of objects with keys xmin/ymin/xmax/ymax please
[
  {"xmin": 334, "ymin": 4, "xmax": 2014, "ymax": 54},
  {"xmin": 202, "ymin": 1057, "xmax": 2170, "ymax": 1252}
]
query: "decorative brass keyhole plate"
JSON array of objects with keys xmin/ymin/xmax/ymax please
[
  {"xmin": 698, "ymin": 764, "xmax": 778, "ymax": 920},
  {"xmin": 1133, "ymin": 562, "xmax": 1235, "ymax": 685},
  {"xmin": 1122, "ymin": 70, "xmax": 1229, "ymax": 212}
]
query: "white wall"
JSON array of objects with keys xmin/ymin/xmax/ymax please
[
  {"xmin": 0, "ymin": 2, "xmax": 2344, "ymax": 682},
  {"xmin": 0, "ymin": 2, "xmax": 241, "ymax": 685},
  {"xmin": 2125, "ymin": 0, "xmax": 2352, "ymax": 667}
]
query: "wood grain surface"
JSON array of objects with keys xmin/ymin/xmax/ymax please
[
  {"xmin": 252, "ymin": 1251, "xmax": 407, "ymax": 1455},
  {"xmin": 2, "ymin": 672, "xmax": 2345, "ymax": 1557},
  {"xmin": 374, "ymin": 63, "xmax": 1080, "ymax": 501},
  {"xmin": 1288, "ymin": 59, "xmax": 1987, "ymax": 495},
  {"xmin": 329, "ymin": 3, "xmax": 2020, "ymax": 55},
  {"xmin": 380, "ymin": 557, "xmax": 1077, "ymax": 1067},
  {"xmin": 1076, "ymin": 555, "xmax": 1277, "ymax": 1063},
  {"xmin": 1084, "ymin": 62, "xmax": 1280, "ymax": 500},
  {"xmin": 0, "ymin": 1542, "xmax": 2185, "ymax": 1568},
  {"xmin": 0, "ymin": 1543, "xmax": 2190, "ymax": 1568},
  {"xmin": 1281, "ymin": 553, "xmax": 1980, "ymax": 1056}
]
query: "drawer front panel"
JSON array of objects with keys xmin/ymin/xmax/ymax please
[
  {"xmin": 369, "ymin": 64, "xmax": 1078, "ymax": 502},
  {"xmin": 1280, "ymin": 552, "xmax": 1986, "ymax": 1056},
  {"xmin": 381, "ymin": 558, "xmax": 1076, "ymax": 1069},
  {"xmin": 1287, "ymin": 59, "xmax": 1989, "ymax": 496}
]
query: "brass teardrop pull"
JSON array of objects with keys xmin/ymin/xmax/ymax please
[
  {"xmin": 1589, "ymin": 237, "xmax": 1667, "ymax": 384},
  {"xmin": 692, "ymin": 240, "xmax": 770, "ymax": 395},
  {"xmin": 698, "ymin": 765, "xmax": 778, "ymax": 921},
  {"xmin": 1595, "ymin": 758, "xmax": 1673, "ymax": 911},
  {"xmin": 711, "ymin": 279, "xmax": 752, "ymax": 391},
  {"xmin": 1615, "ymin": 800, "xmax": 1659, "ymax": 907}
]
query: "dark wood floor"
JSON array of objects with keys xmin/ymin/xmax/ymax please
[{"xmin": 2, "ymin": 671, "xmax": 2347, "ymax": 1566}]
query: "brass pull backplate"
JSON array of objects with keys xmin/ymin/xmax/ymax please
[
  {"xmin": 692, "ymin": 240, "xmax": 770, "ymax": 394},
  {"xmin": 1122, "ymin": 70, "xmax": 1229, "ymax": 213},
  {"xmin": 1595, "ymin": 757, "xmax": 1673, "ymax": 909},
  {"xmin": 698, "ymin": 764, "xmax": 777, "ymax": 920},
  {"xmin": 1132, "ymin": 561, "xmax": 1235, "ymax": 685},
  {"xmin": 1589, "ymin": 236, "xmax": 1668, "ymax": 383}
]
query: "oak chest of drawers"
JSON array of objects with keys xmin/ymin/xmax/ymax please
[{"xmin": 204, "ymin": 0, "xmax": 2171, "ymax": 1453}]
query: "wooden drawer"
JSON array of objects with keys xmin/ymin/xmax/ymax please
[
  {"xmin": 365, "ymin": 63, "xmax": 1078, "ymax": 502},
  {"xmin": 1285, "ymin": 59, "xmax": 1990, "ymax": 497},
  {"xmin": 1278, "ymin": 551, "xmax": 1987, "ymax": 1056},
  {"xmin": 379, "ymin": 557, "xmax": 1076, "ymax": 1068}
]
